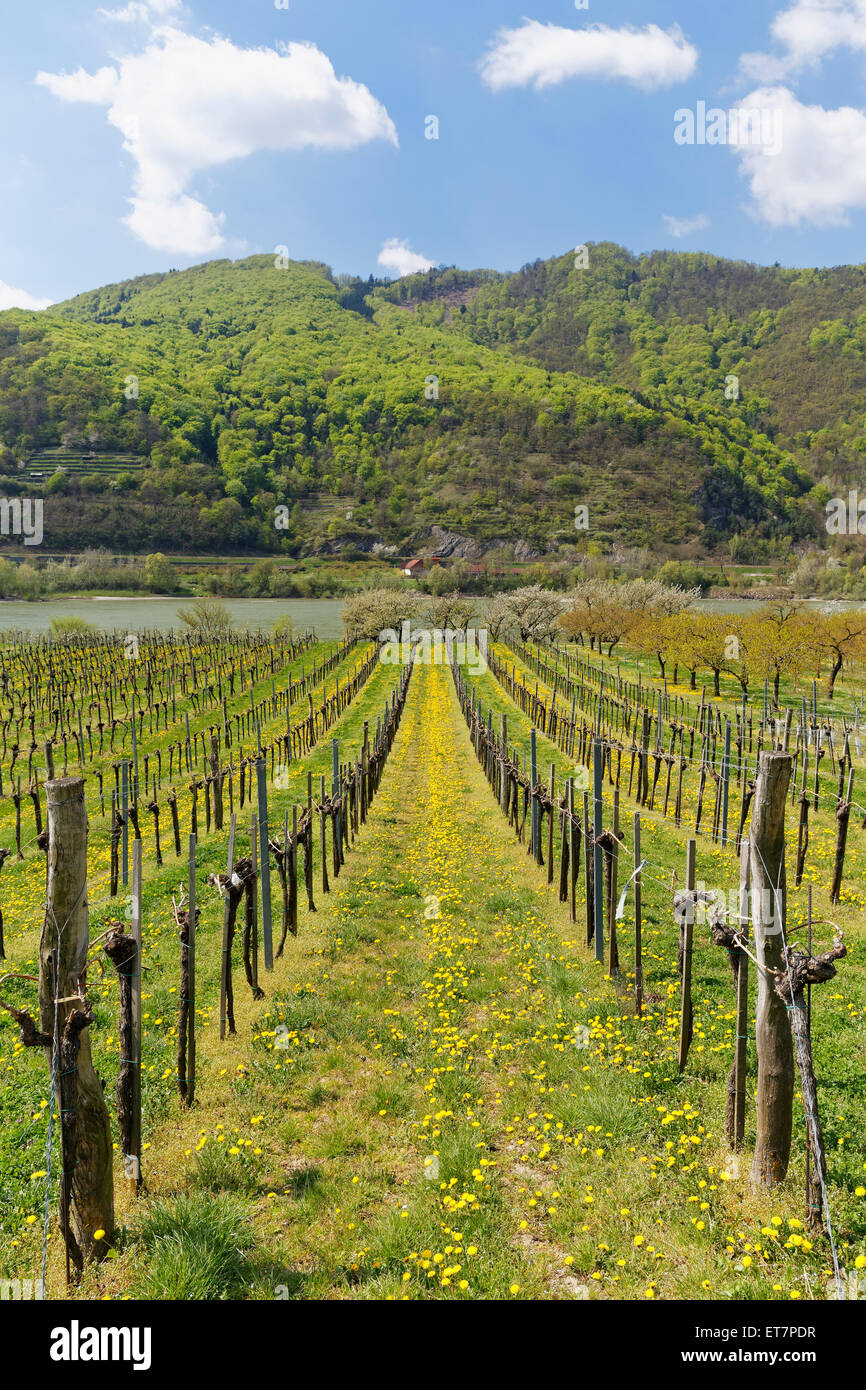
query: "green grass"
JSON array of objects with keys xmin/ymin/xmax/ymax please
[
  {"xmin": 132, "ymin": 1192, "xmax": 254, "ymax": 1299},
  {"xmin": 1, "ymin": 648, "xmax": 864, "ymax": 1302}
]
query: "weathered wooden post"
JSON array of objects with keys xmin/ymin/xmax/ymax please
[
  {"xmin": 40, "ymin": 777, "xmax": 114, "ymax": 1269},
  {"xmin": 775, "ymin": 931, "xmax": 846, "ymax": 1231},
  {"xmin": 750, "ymin": 750, "xmax": 794, "ymax": 1191}
]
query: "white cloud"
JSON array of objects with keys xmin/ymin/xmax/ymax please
[
  {"xmin": 36, "ymin": 27, "xmax": 398, "ymax": 256},
  {"xmin": 732, "ymin": 86, "xmax": 866, "ymax": 225},
  {"xmin": 479, "ymin": 21, "xmax": 698, "ymax": 92},
  {"xmin": 663, "ymin": 213, "xmax": 710, "ymax": 238},
  {"xmin": 740, "ymin": 1, "xmax": 866, "ymax": 82},
  {"xmin": 0, "ymin": 281, "xmax": 52, "ymax": 311},
  {"xmin": 127, "ymin": 194, "xmax": 225, "ymax": 255},
  {"xmin": 97, "ymin": 1, "xmax": 183, "ymax": 21},
  {"xmin": 378, "ymin": 239, "xmax": 435, "ymax": 277}
]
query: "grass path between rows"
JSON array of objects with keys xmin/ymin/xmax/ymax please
[{"xmin": 63, "ymin": 659, "xmax": 862, "ymax": 1302}]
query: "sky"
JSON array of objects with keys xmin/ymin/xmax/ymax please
[{"xmin": 4, "ymin": 0, "xmax": 866, "ymax": 308}]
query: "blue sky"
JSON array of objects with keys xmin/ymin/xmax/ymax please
[{"xmin": 4, "ymin": 0, "xmax": 866, "ymax": 308}]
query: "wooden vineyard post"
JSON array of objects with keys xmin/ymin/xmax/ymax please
[
  {"xmin": 773, "ymin": 926, "xmax": 846, "ymax": 1232},
  {"xmin": 256, "ymin": 757, "xmax": 274, "ymax": 970},
  {"xmin": 717, "ymin": 845, "xmax": 750, "ymax": 1150},
  {"xmin": 677, "ymin": 839, "xmax": 696, "ymax": 1073},
  {"xmin": 592, "ymin": 738, "xmax": 604, "ymax": 964},
  {"xmin": 186, "ymin": 833, "xmax": 196, "ymax": 1106},
  {"xmin": 530, "ymin": 729, "xmax": 539, "ymax": 864},
  {"xmin": 634, "ymin": 812, "xmax": 642, "ymax": 1018},
  {"xmin": 219, "ymin": 814, "xmax": 237, "ymax": 1040},
  {"xmin": 39, "ymin": 777, "xmax": 115, "ymax": 1270},
  {"xmin": 750, "ymin": 751, "xmax": 794, "ymax": 1192}
]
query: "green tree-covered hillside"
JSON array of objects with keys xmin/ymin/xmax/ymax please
[{"xmin": 0, "ymin": 249, "xmax": 839, "ymax": 556}]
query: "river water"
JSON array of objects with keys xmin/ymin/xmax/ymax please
[
  {"xmin": 0, "ymin": 594, "xmax": 862, "ymax": 639},
  {"xmin": 0, "ymin": 596, "xmax": 347, "ymax": 638}
]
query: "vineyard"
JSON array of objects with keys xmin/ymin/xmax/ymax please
[{"xmin": 0, "ymin": 619, "xmax": 864, "ymax": 1304}]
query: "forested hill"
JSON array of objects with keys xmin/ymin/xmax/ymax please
[
  {"xmin": 0, "ymin": 246, "xmax": 848, "ymax": 558},
  {"xmin": 439, "ymin": 244, "xmax": 866, "ymax": 486}
]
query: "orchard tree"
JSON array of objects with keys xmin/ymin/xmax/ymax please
[
  {"xmin": 749, "ymin": 603, "xmax": 817, "ymax": 708},
  {"xmin": 626, "ymin": 578, "xmax": 701, "ymax": 620},
  {"xmin": 486, "ymin": 585, "xmax": 563, "ymax": 643},
  {"xmin": 719, "ymin": 613, "xmax": 757, "ymax": 696},
  {"xmin": 424, "ymin": 592, "xmax": 477, "ymax": 633},
  {"xmin": 560, "ymin": 581, "xmax": 632, "ymax": 655},
  {"xmin": 631, "ymin": 611, "xmax": 676, "ymax": 682},
  {"xmin": 690, "ymin": 612, "xmax": 731, "ymax": 697},
  {"xmin": 819, "ymin": 610, "xmax": 866, "ymax": 699},
  {"xmin": 341, "ymin": 587, "xmax": 420, "ymax": 642},
  {"xmin": 666, "ymin": 611, "xmax": 703, "ymax": 690}
]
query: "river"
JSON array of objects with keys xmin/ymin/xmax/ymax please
[
  {"xmin": 0, "ymin": 594, "xmax": 861, "ymax": 639},
  {"xmin": 0, "ymin": 596, "xmax": 346, "ymax": 638}
]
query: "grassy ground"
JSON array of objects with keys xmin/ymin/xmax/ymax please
[
  {"xmin": 0, "ymin": 639, "xmax": 395, "ymax": 1283},
  {"xmin": 8, "ymin": 660, "xmax": 859, "ymax": 1300}
]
